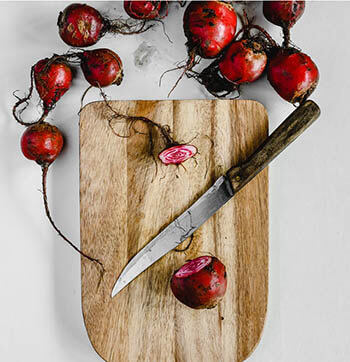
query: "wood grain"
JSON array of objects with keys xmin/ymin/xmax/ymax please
[{"xmin": 79, "ymin": 100, "xmax": 269, "ymax": 362}]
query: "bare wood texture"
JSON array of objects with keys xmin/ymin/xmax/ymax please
[{"xmin": 80, "ymin": 100, "xmax": 269, "ymax": 362}]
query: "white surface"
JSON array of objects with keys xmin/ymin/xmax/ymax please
[{"xmin": 0, "ymin": 1, "xmax": 349, "ymax": 361}]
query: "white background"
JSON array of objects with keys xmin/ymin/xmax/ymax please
[{"xmin": 0, "ymin": 1, "xmax": 349, "ymax": 361}]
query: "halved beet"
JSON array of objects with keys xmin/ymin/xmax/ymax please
[
  {"xmin": 158, "ymin": 144, "xmax": 197, "ymax": 166},
  {"xmin": 170, "ymin": 256, "xmax": 227, "ymax": 309}
]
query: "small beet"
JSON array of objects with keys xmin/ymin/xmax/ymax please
[
  {"xmin": 33, "ymin": 58, "xmax": 73, "ymax": 115},
  {"xmin": 158, "ymin": 144, "xmax": 197, "ymax": 166},
  {"xmin": 58, "ymin": 3, "xmax": 153, "ymax": 48},
  {"xmin": 20, "ymin": 122, "xmax": 104, "ymax": 271},
  {"xmin": 124, "ymin": 1, "xmax": 163, "ymax": 20},
  {"xmin": 263, "ymin": 0, "xmax": 305, "ymax": 30},
  {"xmin": 80, "ymin": 48, "xmax": 124, "ymax": 88},
  {"xmin": 219, "ymin": 39, "xmax": 267, "ymax": 85},
  {"xmin": 183, "ymin": 1, "xmax": 237, "ymax": 59},
  {"xmin": 171, "ymin": 256, "xmax": 227, "ymax": 309},
  {"xmin": 58, "ymin": 3, "xmax": 106, "ymax": 47},
  {"xmin": 21, "ymin": 122, "xmax": 64, "ymax": 167},
  {"xmin": 267, "ymin": 47, "xmax": 319, "ymax": 104}
]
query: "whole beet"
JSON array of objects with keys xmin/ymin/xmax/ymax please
[
  {"xmin": 58, "ymin": 3, "xmax": 105, "ymax": 47},
  {"xmin": 33, "ymin": 58, "xmax": 72, "ymax": 115},
  {"xmin": 21, "ymin": 122, "xmax": 64, "ymax": 166},
  {"xmin": 219, "ymin": 39, "xmax": 267, "ymax": 84},
  {"xmin": 267, "ymin": 47, "xmax": 319, "ymax": 104},
  {"xmin": 80, "ymin": 48, "xmax": 124, "ymax": 88},
  {"xmin": 183, "ymin": 1, "xmax": 237, "ymax": 59}
]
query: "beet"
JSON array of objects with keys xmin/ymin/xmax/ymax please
[
  {"xmin": 124, "ymin": 1, "xmax": 163, "ymax": 20},
  {"xmin": 263, "ymin": 1, "xmax": 305, "ymax": 30},
  {"xmin": 267, "ymin": 47, "xmax": 319, "ymax": 104},
  {"xmin": 218, "ymin": 39, "xmax": 267, "ymax": 84},
  {"xmin": 183, "ymin": 1, "xmax": 237, "ymax": 59},
  {"xmin": 158, "ymin": 144, "xmax": 197, "ymax": 166},
  {"xmin": 58, "ymin": 3, "xmax": 152, "ymax": 48},
  {"xmin": 58, "ymin": 3, "xmax": 106, "ymax": 47},
  {"xmin": 263, "ymin": 1, "xmax": 305, "ymax": 47},
  {"xmin": 170, "ymin": 256, "xmax": 227, "ymax": 309},
  {"xmin": 33, "ymin": 58, "xmax": 73, "ymax": 115},
  {"xmin": 13, "ymin": 56, "xmax": 73, "ymax": 126},
  {"xmin": 79, "ymin": 48, "xmax": 123, "ymax": 88},
  {"xmin": 21, "ymin": 122, "xmax": 63, "ymax": 166},
  {"xmin": 20, "ymin": 122, "xmax": 104, "ymax": 270}
]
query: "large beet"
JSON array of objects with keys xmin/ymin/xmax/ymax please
[
  {"xmin": 171, "ymin": 256, "xmax": 227, "ymax": 309},
  {"xmin": 268, "ymin": 47, "xmax": 319, "ymax": 104}
]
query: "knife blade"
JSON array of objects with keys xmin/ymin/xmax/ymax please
[{"xmin": 111, "ymin": 100, "xmax": 321, "ymax": 298}]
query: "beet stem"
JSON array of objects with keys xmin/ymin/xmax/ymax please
[
  {"xmin": 41, "ymin": 166, "xmax": 105, "ymax": 272},
  {"xmin": 12, "ymin": 66, "xmax": 47, "ymax": 126},
  {"xmin": 99, "ymin": 86, "xmax": 174, "ymax": 145},
  {"xmin": 282, "ymin": 27, "xmax": 291, "ymax": 48}
]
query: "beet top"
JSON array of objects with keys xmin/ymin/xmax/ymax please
[{"xmin": 171, "ymin": 256, "xmax": 227, "ymax": 309}]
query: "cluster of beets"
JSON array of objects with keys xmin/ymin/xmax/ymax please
[
  {"xmin": 12, "ymin": 1, "xmax": 319, "ymax": 309},
  {"xmin": 177, "ymin": 1, "xmax": 319, "ymax": 104}
]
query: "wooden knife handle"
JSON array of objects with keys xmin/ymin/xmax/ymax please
[{"xmin": 227, "ymin": 100, "xmax": 321, "ymax": 193}]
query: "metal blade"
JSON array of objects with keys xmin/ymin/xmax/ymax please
[{"xmin": 111, "ymin": 176, "xmax": 234, "ymax": 297}]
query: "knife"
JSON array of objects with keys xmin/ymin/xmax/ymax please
[{"xmin": 111, "ymin": 100, "xmax": 321, "ymax": 298}]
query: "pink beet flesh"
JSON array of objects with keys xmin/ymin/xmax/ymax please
[{"xmin": 175, "ymin": 256, "xmax": 212, "ymax": 278}]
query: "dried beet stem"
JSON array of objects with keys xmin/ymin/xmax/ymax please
[{"xmin": 41, "ymin": 166, "xmax": 105, "ymax": 273}]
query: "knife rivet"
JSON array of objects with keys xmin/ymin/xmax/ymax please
[{"xmin": 235, "ymin": 176, "xmax": 241, "ymax": 182}]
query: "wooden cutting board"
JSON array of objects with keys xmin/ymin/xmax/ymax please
[{"xmin": 79, "ymin": 99, "xmax": 268, "ymax": 362}]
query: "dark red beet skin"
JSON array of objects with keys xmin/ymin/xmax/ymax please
[
  {"xmin": 21, "ymin": 122, "xmax": 64, "ymax": 166},
  {"xmin": 124, "ymin": 1, "xmax": 162, "ymax": 20},
  {"xmin": 267, "ymin": 48, "xmax": 319, "ymax": 104},
  {"xmin": 80, "ymin": 48, "xmax": 124, "ymax": 88},
  {"xmin": 58, "ymin": 3, "xmax": 105, "ymax": 47},
  {"xmin": 183, "ymin": 1, "xmax": 237, "ymax": 58},
  {"xmin": 263, "ymin": 0, "xmax": 305, "ymax": 29},
  {"xmin": 219, "ymin": 40, "xmax": 267, "ymax": 84},
  {"xmin": 33, "ymin": 58, "xmax": 72, "ymax": 113},
  {"xmin": 171, "ymin": 256, "xmax": 227, "ymax": 309}
]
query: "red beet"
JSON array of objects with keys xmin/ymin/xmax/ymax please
[
  {"xmin": 21, "ymin": 122, "xmax": 63, "ymax": 166},
  {"xmin": 263, "ymin": 1, "xmax": 305, "ymax": 30},
  {"xmin": 20, "ymin": 122, "xmax": 104, "ymax": 270},
  {"xmin": 267, "ymin": 47, "xmax": 319, "ymax": 104},
  {"xmin": 58, "ymin": 3, "xmax": 154, "ymax": 48},
  {"xmin": 219, "ymin": 39, "xmax": 267, "ymax": 84},
  {"xmin": 33, "ymin": 58, "xmax": 73, "ymax": 114},
  {"xmin": 58, "ymin": 3, "xmax": 106, "ymax": 47},
  {"xmin": 79, "ymin": 48, "xmax": 124, "ymax": 87},
  {"xmin": 171, "ymin": 256, "xmax": 227, "ymax": 309},
  {"xmin": 183, "ymin": 1, "xmax": 237, "ymax": 59},
  {"xmin": 158, "ymin": 144, "xmax": 197, "ymax": 166},
  {"xmin": 124, "ymin": 1, "xmax": 163, "ymax": 20}
]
